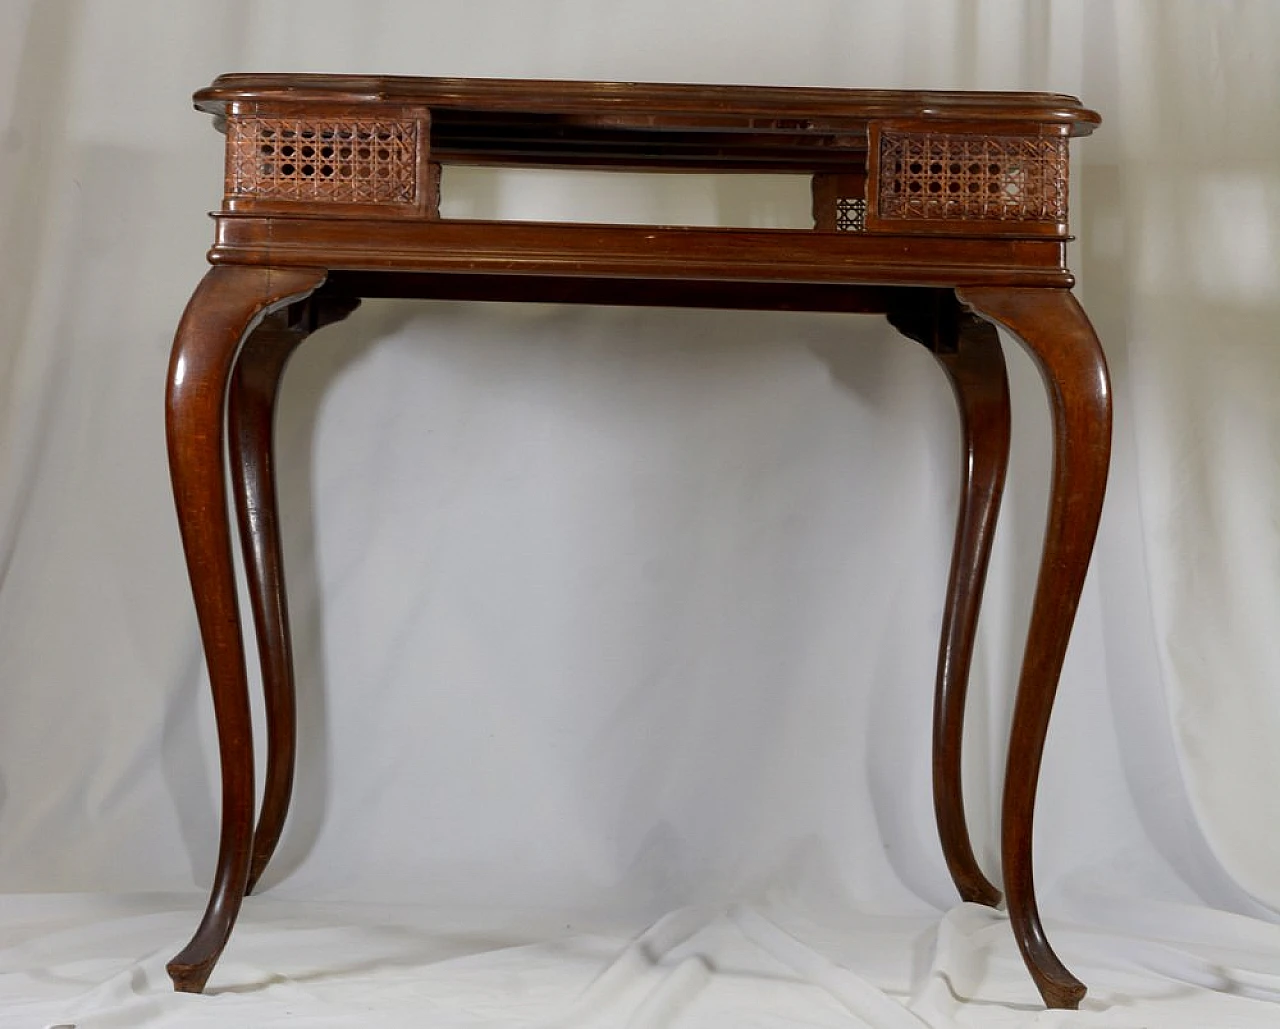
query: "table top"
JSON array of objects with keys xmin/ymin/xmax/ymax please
[
  {"xmin": 196, "ymin": 74, "xmax": 1099, "ymax": 132},
  {"xmin": 196, "ymin": 75, "xmax": 1099, "ymax": 177}
]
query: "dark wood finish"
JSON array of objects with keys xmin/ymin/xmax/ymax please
[
  {"xmin": 227, "ymin": 313, "xmax": 301, "ymax": 897},
  {"xmin": 166, "ymin": 264, "xmax": 327, "ymax": 993},
  {"xmin": 811, "ymin": 173, "xmax": 868, "ymax": 232},
  {"xmin": 928, "ymin": 313, "xmax": 1010, "ymax": 909},
  {"xmin": 958, "ymin": 286, "xmax": 1111, "ymax": 1009},
  {"xmin": 888, "ymin": 293, "xmax": 1009, "ymax": 909},
  {"xmin": 325, "ymin": 271, "xmax": 902, "ymax": 313},
  {"xmin": 194, "ymin": 75, "xmax": 1099, "ymax": 134},
  {"xmin": 227, "ymin": 294, "xmax": 360, "ymax": 896},
  {"xmin": 209, "ymin": 217, "xmax": 1074, "ymax": 287},
  {"xmin": 166, "ymin": 76, "xmax": 1107, "ymax": 1009}
]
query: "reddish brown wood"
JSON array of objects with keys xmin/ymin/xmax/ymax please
[
  {"xmin": 209, "ymin": 216, "xmax": 1074, "ymax": 288},
  {"xmin": 194, "ymin": 75, "xmax": 1100, "ymax": 137},
  {"xmin": 889, "ymin": 295, "xmax": 1010, "ymax": 909},
  {"xmin": 166, "ymin": 264, "xmax": 326, "ymax": 993},
  {"xmin": 325, "ymin": 271, "xmax": 899, "ymax": 313},
  {"xmin": 167, "ymin": 76, "xmax": 1107, "ymax": 1009},
  {"xmin": 227, "ymin": 294, "xmax": 360, "ymax": 896},
  {"xmin": 957, "ymin": 286, "xmax": 1111, "ymax": 1010},
  {"xmin": 927, "ymin": 311, "xmax": 1009, "ymax": 910},
  {"xmin": 227, "ymin": 316, "xmax": 301, "ymax": 897},
  {"xmin": 812, "ymin": 173, "xmax": 868, "ymax": 231}
]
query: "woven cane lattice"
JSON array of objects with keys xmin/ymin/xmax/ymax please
[
  {"xmin": 227, "ymin": 117, "xmax": 418, "ymax": 205},
  {"xmin": 835, "ymin": 197, "xmax": 866, "ymax": 231},
  {"xmin": 878, "ymin": 131, "xmax": 1067, "ymax": 223}
]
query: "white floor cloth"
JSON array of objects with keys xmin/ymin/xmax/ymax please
[
  {"xmin": 2, "ymin": 1, "xmax": 1279, "ymax": 1026},
  {"xmin": 5, "ymin": 895, "xmax": 1280, "ymax": 1028}
]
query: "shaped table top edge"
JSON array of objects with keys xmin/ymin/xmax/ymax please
[{"xmin": 193, "ymin": 74, "xmax": 1101, "ymax": 136}]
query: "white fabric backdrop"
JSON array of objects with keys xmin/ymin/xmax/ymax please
[{"xmin": 1, "ymin": 1, "xmax": 1279, "ymax": 1025}]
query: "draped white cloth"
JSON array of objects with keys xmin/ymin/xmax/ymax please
[{"xmin": 2, "ymin": 1, "xmax": 1279, "ymax": 1025}]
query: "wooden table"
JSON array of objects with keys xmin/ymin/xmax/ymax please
[{"xmin": 166, "ymin": 75, "xmax": 1108, "ymax": 1009}]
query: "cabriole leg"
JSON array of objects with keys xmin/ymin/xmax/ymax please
[
  {"xmin": 928, "ymin": 311, "xmax": 1010, "ymax": 908},
  {"xmin": 228, "ymin": 294, "xmax": 359, "ymax": 895},
  {"xmin": 956, "ymin": 286, "xmax": 1112, "ymax": 1010},
  {"xmin": 165, "ymin": 264, "xmax": 326, "ymax": 993},
  {"xmin": 888, "ymin": 294, "xmax": 1009, "ymax": 909}
]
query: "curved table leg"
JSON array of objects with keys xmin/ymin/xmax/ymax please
[
  {"xmin": 166, "ymin": 264, "xmax": 326, "ymax": 994},
  {"xmin": 229, "ymin": 295, "xmax": 359, "ymax": 896},
  {"xmin": 887, "ymin": 295, "xmax": 1008, "ymax": 909},
  {"xmin": 927, "ymin": 312, "xmax": 1010, "ymax": 908},
  {"xmin": 228, "ymin": 317, "xmax": 304, "ymax": 898},
  {"xmin": 956, "ymin": 286, "xmax": 1112, "ymax": 1010}
]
